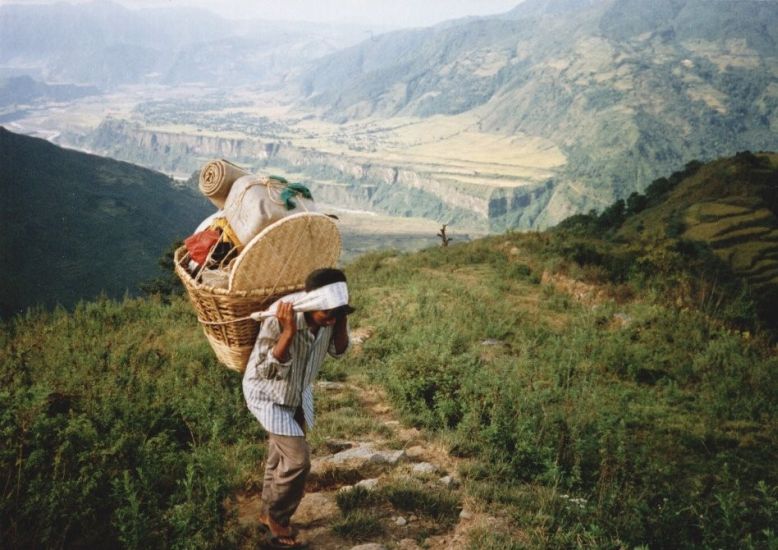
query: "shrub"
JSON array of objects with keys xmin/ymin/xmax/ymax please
[{"xmin": 0, "ymin": 297, "xmax": 262, "ymax": 548}]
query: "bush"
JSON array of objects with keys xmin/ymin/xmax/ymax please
[{"xmin": 0, "ymin": 297, "xmax": 263, "ymax": 548}]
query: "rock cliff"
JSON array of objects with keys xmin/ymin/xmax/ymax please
[{"xmin": 84, "ymin": 120, "xmax": 556, "ymax": 231}]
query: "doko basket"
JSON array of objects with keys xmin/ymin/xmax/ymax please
[{"xmin": 174, "ymin": 213, "xmax": 342, "ymax": 372}]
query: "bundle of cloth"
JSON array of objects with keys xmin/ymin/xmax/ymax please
[
  {"xmin": 222, "ymin": 174, "xmax": 317, "ymax": 247},
  {"xmin": 250, "ymin": 281, "xmax": 352, "ymax": 320},
  {"xmin": 186, "ymin": 159, "xmax": 318, "ymax": 288}
]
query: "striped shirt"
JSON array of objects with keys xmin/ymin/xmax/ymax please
[{"xmin": 242, "ymin": 312, "xmax": 348, "ymax": 436}]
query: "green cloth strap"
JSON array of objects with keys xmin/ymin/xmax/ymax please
[{"xmin": 279, "ymin": 182, "xmax": 313, "ymax": 210}]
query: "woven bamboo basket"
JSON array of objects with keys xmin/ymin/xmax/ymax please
[{"xmin": 174, "ymin": 213, "xmax": 341, "ymax": 372}]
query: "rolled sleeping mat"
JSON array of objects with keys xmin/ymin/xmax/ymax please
[{"xmin": 198, "ymin": 159, "xmax": 249, "ymax": 208}]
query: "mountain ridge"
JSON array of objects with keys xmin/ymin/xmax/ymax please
[
  {"xmin": 0, "ymin": 1, "xmax": 375, "ymax": 87},
  {"xmin": 298, "ymin": 0, "xmax": 778, "ymax": 223},
  {"xmin": 0, "ymin": 126, "xmax": 212, "ymax": 317}
]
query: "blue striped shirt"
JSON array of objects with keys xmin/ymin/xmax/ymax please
[{"xmin": 242, "ymin": 312, "xmax": 348, "ymax": 436}]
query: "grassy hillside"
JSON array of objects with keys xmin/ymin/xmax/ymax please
[
  {"xmin": 2, "ymin": 190, "xmax": 777, "ymax": 547},
  {"xmin": 622, "ymin": 152, "xmax": 778, "ymax": 292},
  {"xmin": 0, "ymin": 127, "xmax": 212, "ymax": 317},
  {"xmin": 557, "ymin": 151, "xmax": 778, "ymax": 327}
]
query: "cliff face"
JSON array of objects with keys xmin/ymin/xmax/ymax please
[
  {"xmin": 87, "ymin": 120, "xmax": 273, "ymax": 175},
  {"xmin": 84, "ymin": 120, "xmax": 555, "ymax": 231}
]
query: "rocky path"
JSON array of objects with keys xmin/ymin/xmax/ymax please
[{"xmin": 230, "ymin": 328, "xmax": 504, "ymax": 549}]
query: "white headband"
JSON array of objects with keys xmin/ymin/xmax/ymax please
[{"xmin": 250, "ymin": 282, "xmax": 349, "ymax": 321}]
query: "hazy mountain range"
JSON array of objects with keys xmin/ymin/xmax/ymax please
[
  {"xmin": 0, "ymin": 1, "xmax": 376, "ymax": 88},
  {"xmin": 1, "ymin": 0, "xmax": 777, "ymax": 231},
  {"xmin": 300, "ymin": 0, "xmax": 778, "ymax": 212}
]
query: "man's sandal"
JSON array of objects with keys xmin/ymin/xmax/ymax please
[{"xmin": 258, "ymin": 513, "xmax": 299, "ymax": 537}]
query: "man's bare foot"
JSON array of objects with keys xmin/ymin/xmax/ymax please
[{"xmin": 258, "ymin": 512, "xmax": 297, "ymax": 538}]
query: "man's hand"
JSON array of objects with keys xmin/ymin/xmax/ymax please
[
  {"xmin": 272, "ymin": 301, "xmax": 296, "ymax": 362},
  {"xmin": 276, "ymin": 301, "xmax": 297, "ymax": 337}
]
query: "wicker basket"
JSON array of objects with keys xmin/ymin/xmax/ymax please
[
  {"xmin": 174, "ymin": 213, "xmax": 342, "ymax": 372},
  {"xmin": 174, "ymin": 246, "xmax": 301, "ymax": 372}
]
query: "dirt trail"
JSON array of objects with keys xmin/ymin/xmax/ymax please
[{"xmin": 230, "ymin": 328, "xmax": 503, "ymax": 550}]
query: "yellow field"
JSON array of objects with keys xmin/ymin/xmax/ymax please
[{"xmin": 287, "ymin": 113, "xmax": 565, "ymax": 186}]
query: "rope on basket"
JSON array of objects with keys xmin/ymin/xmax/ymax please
[{"xmin": 198, "ymin": 314, "xmax": 255, "ymax": 325}]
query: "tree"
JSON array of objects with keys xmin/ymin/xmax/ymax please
[{"xmin": 437, "ymin": 224, "xmax": 453, "ymax": 247}]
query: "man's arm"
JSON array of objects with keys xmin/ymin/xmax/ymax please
[
  {"xmin": 330, "ymin": 316, "xmax": 349, "ymax": 356},
  {"xmin": 247, "ymin": 302, "xmax": 296, "ymax": 380}
]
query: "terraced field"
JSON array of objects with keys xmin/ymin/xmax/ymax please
[
  {"xmin": 617, "ymin": 153, "xmax": 778, "ymax": 309},
  {"xmin": 684, "ymin": 202, "xmax": 778, "ymax": 288}
]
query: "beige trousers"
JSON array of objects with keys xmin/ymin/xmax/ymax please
[{"xmin": 261, "ymin": 415, "xmax": 311, "ymax": 526}]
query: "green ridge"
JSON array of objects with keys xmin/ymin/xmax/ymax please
[{"xmin": 0, "ymin": 127, "xmax": 212, "ymax": 317}]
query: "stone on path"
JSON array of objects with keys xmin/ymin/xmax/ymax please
[
  {"xmin": 439, "ymin": 475, "xmax": 458, "ymax": 488},
  {"xmin": 397, "ymin": 539, "xmax": 421, "ymax": 550},
  {"xmin": 404, "ymin": 445, "xmax": 426, "ymax": 459},
  {"xmin": 412, "ymin": 462, "xmax": 437, "ymax": 475},
  {"xmin": 480, "ymin": 338, "xmax": 503, "ymax": 346},
  {"xmin": 350, "ymin": 544, "xmax": 386, "ymax": 550},
  {"xmin": 325, "ymin": 444, "xmax": 405, "ymax": 466},
  {"xmin": 322, "ymin": 438, "xmax": 353, "ymax": 454},
  {"xmin": 395, "ymin": 516, "xmax": 408, "ymax": 526},
  {"xmin": 356, "ymin": 478, "xmax": 379, "ymax": 490}
]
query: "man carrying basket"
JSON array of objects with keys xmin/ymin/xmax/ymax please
[{"xmin": 242, "ymin": 267, "xmax": 353, "ymax": 549}]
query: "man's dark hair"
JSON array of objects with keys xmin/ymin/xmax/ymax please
[
  {"xmin": 305, "ymin": 268, "xmax": 347, "ymax": 291},
  {"xmin": 305, "ymin": 268, "xmax": 354, "ymax": 317}
]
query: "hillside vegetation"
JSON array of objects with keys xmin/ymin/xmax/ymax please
[
  {"xmin": 0, "ymin": 127, "xmax": 212, "ymax": 317},
  {"xmin": 2, "ymin": 153, "xmax": 778, "ymax": 548},
  {"xmin": 559, "ymin": 151, "xmax": 778, "ymax": 327}
]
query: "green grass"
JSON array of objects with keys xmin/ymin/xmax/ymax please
[
  {"xmin": 0, "ymin": 297, "xmax": 262, "ymax": 548},
  {"xmin": 381, "ymin": 480, "xmax": 461, "ymax": 525},
  {"xmin": 331, "ymin": 510, "xmax": 384, "ymax": 541},
  {"xmin": 335, "ymin": 486, "xmax": 383, "ymax": 514},
  {"xmin": 344, "ymin": 228, "xmax": 778, "ymax": 548}
]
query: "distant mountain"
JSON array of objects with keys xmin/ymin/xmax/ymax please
[
  {"xmin": 300, "ymin": 0, "xmax": 778, "ymax": 222},
  {"xmin": 0, "ymin": 127, "xmax": 212, "ymax": 317},
  {"xmin": 0, "ymin": 75, "xmax": 98, "ymax": 108},
  {"xmin": 0, "ymin": 1, "xmax": 374, "ymax": 87}
]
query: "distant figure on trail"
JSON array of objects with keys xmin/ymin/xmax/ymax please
[{"xmin": 242, "ymin": 268, "xmax": 353, "ymax": 549}]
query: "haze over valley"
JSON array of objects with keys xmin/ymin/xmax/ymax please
[{"xmin": 3, "ymin": 0, "xmax": 778, "ymax": 236}]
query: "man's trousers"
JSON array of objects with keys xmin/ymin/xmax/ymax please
[{"xmin": 261, "ymin": 432, "xmax": 311, "ymax": 526}]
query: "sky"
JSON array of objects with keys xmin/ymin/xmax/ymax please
[{"xmin": 0, "ymin": 0, "xmax": 524, "ymax": 27}]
